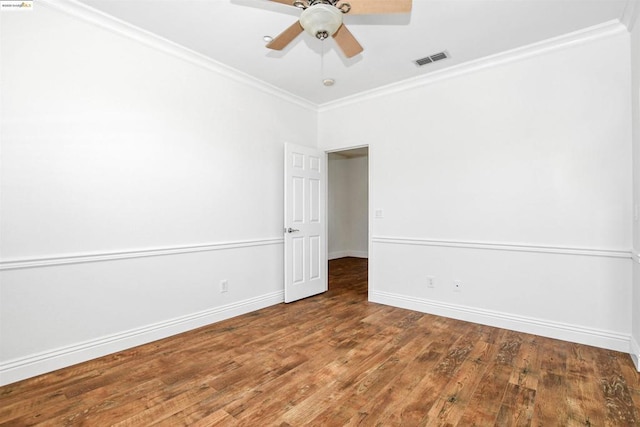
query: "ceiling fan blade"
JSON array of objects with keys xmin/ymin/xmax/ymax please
[
  {"xmin": 332, "ymin": 24, "xmax": 363, "ymax": 58},
  {"xmin": 343, "ymin": 0, "xmax": 412, "ymax": 15},
  {"xmin": 266, "ymin": 21, "xmax": 304, "ymax": 50}
]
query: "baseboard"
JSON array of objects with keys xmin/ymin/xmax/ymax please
[
  {"xmin": 369, "ymin": 290, "xmax": 630, "ymax": 353},
  {"xmin": 329, "ymin": 250, "xmax": 368, "ymax": 260},
  {"xmin": 0, "ymin": 291, "xmax": 284, "ymax": 386},
  {"xmin": 631, "ymin": 337, "xmax": 640, "ymax": 371}
]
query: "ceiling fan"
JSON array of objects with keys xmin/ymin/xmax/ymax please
[{"xmin": 266, "ymin": 0, "xmax": 412, "ymax": 58}]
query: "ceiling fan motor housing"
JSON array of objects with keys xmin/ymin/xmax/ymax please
[{"xmin": 299, "ymin": 3, "xmax": 344, "ymax": 40}]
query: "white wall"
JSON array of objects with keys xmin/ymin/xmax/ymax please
[
  {"xmin": 319, "ymin": 25, "xmax": 633, "ymax": 352},
  {"xmin": 328, "ymin": 153, "xmax": 368, "ymax": 259},
  {"xmin": 0, "ymin": 4, "xmax": 316, "ymax": 385},
  {"xmin": 630, "ymin": 4, "xmax": 640, "ymax": 368}
]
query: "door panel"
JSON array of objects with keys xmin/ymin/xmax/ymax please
[
  {"xmin": 292, "ymin": 237, "xmax": 305, "ymax": 284},
  {"xmin": 309, "ymin": 235, "xmax": 320, "ymax": 280},
  {"xmin": 310, "ymin": 178, "xmax": 320, "ymax": 222},
  {"xmin": 293, "ymin": 177, "xmax": 304, "ymax": 222}
]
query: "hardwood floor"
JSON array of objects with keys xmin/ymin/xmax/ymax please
[{"xmin": 1, "ymin": 257, "xmax": 639, "ymax": 426}]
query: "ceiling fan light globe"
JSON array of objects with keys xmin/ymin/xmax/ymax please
[{"xmin": 299, "ymin": 4, "xmax": 343, "ymax": 40}]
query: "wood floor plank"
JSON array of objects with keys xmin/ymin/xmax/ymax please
[
  {"xmin": 455, "ymin": 329, "xmax": 517, "ymax": 426},
  {"xmin": 306, "ymin": 322, "xmax": 431, "ymax": 425},
  {"xmin": 595, "ymin": 350, "xmax": 639, "ymax": 425},
  {"xmin": 110, "ymin": 380, "xmax": 219, "ymax": 426},
  {"xmin": 1, "ymin": 257, "xmax": 639, "ymax": 426},
  {"xmin": 393, "ymin": 329, "xmax": 484, "ymax": 425},
  {"xmin": 565, "ymin": 373, "xmax": 607, "ymax": 427},
  {"xmin": 154, "ymin": 408, "xmax": 238, "ymax": 427},
  {"xmin": 353, "ymin": 328, "xmax": 458, "ymax": 425},
  {"xmin": 229, "ymin": 328, "xmax": 376, "ymax": 423},
  {"xmin": 494, "ymin": 383, "xmax": 536, "ymax": 426},
  {"xmin": 530, "ymin": 371, "xmax": 570, "ymax": 425},
  {"xmin": 279, "ymin": 316, "xmax": 417, "ymax": 425},
  {"xmin": 508, "ymin": 335, "xmax": 541, "ymax": 391},
  {"xmin": 424, "ymin": 339, "xmax": 499, "ymax": 426}
]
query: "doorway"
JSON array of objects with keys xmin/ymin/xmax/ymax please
[{"xmin": 327, "ymin": 147, "xmax": 369, "ymax": 290}]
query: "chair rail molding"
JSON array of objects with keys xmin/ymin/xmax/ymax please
[
  {"xmin": 372, "ymin": 236, "xmax": 632, "ymax": 259},
  {"xmin": 0, "ymin": 238, "xmax": 284, "ymax": 270}
]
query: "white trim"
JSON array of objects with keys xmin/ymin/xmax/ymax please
[
  {"xmin": 369, "ymin": 290, "xmax": 630, "ymax": 353},
  {"xmin": 372, "ymin": 236, "xmax": 631, "ymax": 259},
  {"xmin": 319, "ymin": 20, "xmax": 626, "ymax": 112},
  {"xmin": 0, "ymin": 238, "xmax": 283, "ymax": 270},
  {"xmin": 0, "ymin": 290, "xmax": 284, "ymax": 386},
  {"xmin": 326, "ymin": 144, "xmax": 369, "ymax": 154},
  {"xmin": 631, "ymin": 337, "xmax": 640, "ymax": 371},
  {"xmin": 632, "ymin": 252, "xmax": 640, "ymax": 264},
  {"xmin": 38, "ymin": 0, "xmax": 316, "ymax": 111},
  {"xmin": 622, "ymin": 0, "xmax": 640, "ymax": 31},
  {"xmin": 328, "ymin": 250, "xmax": 368, "ymax": 260}
]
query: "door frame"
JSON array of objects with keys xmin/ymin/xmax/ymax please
[{"xmin": 325, "ymin": 144, "xmax": 371, "ymax": 295}]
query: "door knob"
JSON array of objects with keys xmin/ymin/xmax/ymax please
[{"xmin": 286, "ymin": 227, "xmax": 300, "ymax": 233}]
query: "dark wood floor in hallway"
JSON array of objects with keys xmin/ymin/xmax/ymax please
[{"xmin": 1, "ymin": 257, "xmax": 639, "ymax": 426}]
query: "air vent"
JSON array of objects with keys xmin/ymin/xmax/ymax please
[{"xmin": 415, "ymin": 51, "xmax": 449, "ymax": 67}]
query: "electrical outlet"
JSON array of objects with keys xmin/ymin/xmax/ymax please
[
  {"xmin": 220, "ymin": 280, "xmax": 228, "ymax": 293},
  {"xmin": 453, "ymin": 280, "xmax": 462, "ymax": 292},
  {"xmin": 427, "ymin": 276, "xmax": 435, "ymax": 288}
]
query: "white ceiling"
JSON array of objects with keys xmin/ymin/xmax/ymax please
[{"xmin": 78, "ymin": 0, "xmax": 631, "ymax": 105}]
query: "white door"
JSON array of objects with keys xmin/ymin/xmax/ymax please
[{"xmin": 284, "ymin": 143, "xmax": 327, "ymax": 303}]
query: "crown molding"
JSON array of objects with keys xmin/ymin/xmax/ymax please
[
  {"xmin": 319, "ymin": 19, "xmax": 627, "ymax": 112},
  {"xmin": 38, "ymin": 0, "xmax": 317, "ymax": 112}
]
